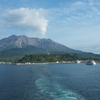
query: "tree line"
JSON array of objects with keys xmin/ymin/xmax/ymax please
[{"xmin": 17, "ymin": 53, "xmax": 78, "ymax": 63}]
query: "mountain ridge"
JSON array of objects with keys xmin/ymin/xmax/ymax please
[{"xmin": 0, "ymin": 35, "xmax": 82, "ymax": 54}]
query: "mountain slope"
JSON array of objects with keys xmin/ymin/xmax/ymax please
[{"xmin": 0, "ymin": 35, "xmax": 82, "ymax": 55}]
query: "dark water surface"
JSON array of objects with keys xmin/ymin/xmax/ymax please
[{"xmin": 0, "ymin": 63, "xmax": 100, "ymax": 100}]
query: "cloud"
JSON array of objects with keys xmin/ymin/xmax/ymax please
[
  {"xmin": 46, "ymin": 0, "xmax": 100, "ymax": 54},
  {"xmin": 1, "ymin": 7, "xmax": 48, "ymax": 36},
  {"xmin": 48, "ymin": 0, "xmax": 100, "ymax": 28}
]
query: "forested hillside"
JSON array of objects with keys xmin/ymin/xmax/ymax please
[{"xmin": 18, "ymin": 53, "xmax": 78, "ymax": 63}]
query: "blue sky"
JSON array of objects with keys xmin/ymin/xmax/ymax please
[{"xmin": 0, "ymin": 0, "xmax": 100, "ymax": 54}]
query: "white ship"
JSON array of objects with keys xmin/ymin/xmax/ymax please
[
  {"xmin": 76, "ymin": 60, "xmax": 81, "ymax": 63},
  {"xmin": 86, "ymin": 60, "xmax": 96, "ymax": 65}
]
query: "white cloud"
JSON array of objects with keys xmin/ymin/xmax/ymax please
[
  {"xmin": 48, "ymin": 0, "xmax": 100, "ymax": 28},
  {"xmin": 47, "ymin": 0, "xmax": 100, "ymax": 54},
  {"xmin": 1, "ymin": 7, "xmax": 48, "ymax": 36}
]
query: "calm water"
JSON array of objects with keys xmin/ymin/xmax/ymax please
[{"xmin": 0, "ymin": 63, "xmax": 100, "ymax": 100}]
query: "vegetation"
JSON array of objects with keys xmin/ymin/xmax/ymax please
[
  {"xmin": 0, "ymin": 53, "xmax": 100, "ymax": 62},
  {"xmin": 0, "ymin": 49, "xmax": 100, "ymax": 62},
  {"xmin": 0, "ymin": 56, "xmax": 23, "ymax": 62},
  {"xmin": 17, "ymin": 53, "xmax": 78, "ymax": 63},
  {"xmin": 79, "ymin": 57, "xmax": 100, "ymax": 61},
  {"xmin": 75, "ymin": 52, "xmax": 100, "ymax": 58}
]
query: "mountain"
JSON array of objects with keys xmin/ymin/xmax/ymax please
[
  {"xmin": 0, "ymin": 35, "xmax": 82, "ymax": 55},
  {"xmin": 0, "ymin": 35, "xmax": 100, "ymax": 62}
]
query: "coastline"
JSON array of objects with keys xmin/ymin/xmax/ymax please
[
  {"xmin": 0, "ymin": 60, "xmax": 98, "ymax": 65},
  {"xmin": 0, "ymin": 61, "xmax": 76, "ymax": 65}
]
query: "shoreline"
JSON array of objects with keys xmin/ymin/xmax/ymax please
[
  {"xmin": 0, "ymin": 61, "xmax": 76, "ymax": 65},
  {"xmin": 1, "ymin": 60, "xmax": 99, "ymax": 65}
]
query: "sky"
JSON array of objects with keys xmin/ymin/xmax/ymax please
[{"xmin": 0, "ymin": 0, "xmax": 100, "ymax": 54}]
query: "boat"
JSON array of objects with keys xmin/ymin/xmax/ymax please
[
  {"xmin": 86, "ymin": 60, "xmax": 96, "ymax": 65},
  {"xmin": 76, "ymin": 60, "xmax": 81, "ymax": 63}
]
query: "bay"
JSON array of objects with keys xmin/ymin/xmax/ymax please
[{"xmin": 0, "ymin": 63, "xmax": 100, "ymax": 100}]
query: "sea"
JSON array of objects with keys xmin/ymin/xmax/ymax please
[{"xmin": 0, "ymin": 63, "xmax": 100, "ymax": 100}]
